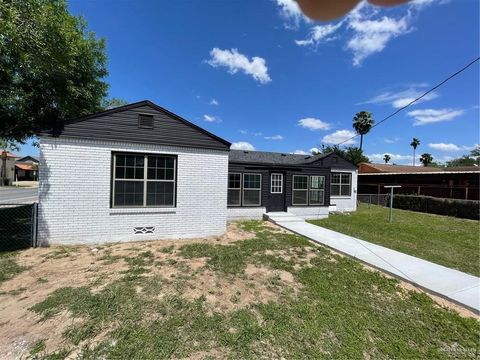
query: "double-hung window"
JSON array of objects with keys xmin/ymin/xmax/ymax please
[
  {"xmin": 112, "ymin": 153, "xmax": 176, "ymax": 207},
  {"xmin": 309, "ymin": 176, "xmax": 325, "ymax": 205},
  {"xmin": 292, "ymin": 175, "xmax": 325, "ymax": 206},
  {"xmin": 243, "ymin": 173, "xmax": 262, "ymax": 206},
  {"xmin": 331, "ymin": 172, "xmax": 351, "ymax": 196},
  {"xmin": 227, "ymin": 173, "xmax": 241, "ymax": 206},
  {"xmin": 292, "ymin": 175, "xmax": 308, "ymax": 205}
]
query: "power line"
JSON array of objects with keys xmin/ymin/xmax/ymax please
[{"xmin": 336, "ymin": 56, "xmax": 480, "ymax": 146}]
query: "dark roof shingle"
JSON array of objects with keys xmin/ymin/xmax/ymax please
[{"xmin": 229, "ymin": 150, "xmax": 328, "ymax": 165}]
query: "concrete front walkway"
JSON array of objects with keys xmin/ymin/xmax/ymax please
[{"xmin": 265, "ymin": 212, "xmax": 480, "ymax": 313}]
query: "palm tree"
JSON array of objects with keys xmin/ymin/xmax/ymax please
[
  {"xmin": 410, "ymin": 138, "xmax": 420, "ymax": 166},
  {"xmin": 420, "ymin": 153, "xmax": 433, "ymax": 167},
  {"xmin": 352, "ymin": 111, "xmax": 374, "ymax": 151},
  {"xmin": 383, "ymin": 154, "xmax": 391, "ymax": 164}
]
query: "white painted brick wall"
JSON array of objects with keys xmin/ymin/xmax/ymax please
[
  {"xmin": 227, "ymin": 207, "xmax": 266, "ymax": 220},
  {"xmin": 287, "ymin": 206, "xmax": 329, "ymax": 219},
  {"xmin": 330, "ymin": 169, "xmax": 358, "ymax": 212},
  {"xmin": 38, "ymin": 137, "xmax": 229, "ymax": 245}
]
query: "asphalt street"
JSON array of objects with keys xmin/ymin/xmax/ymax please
[{"xmin": 0, "ymin": 187, "xmax": 38, "ymax": 203}]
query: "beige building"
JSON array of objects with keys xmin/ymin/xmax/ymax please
[{"xmin": 0, "ymin": 151, "xmax": 17, "ymax": 186}]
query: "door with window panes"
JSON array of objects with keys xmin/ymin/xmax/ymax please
[{"xmin": 267, "ymin": 172, "xmax": 285, "ymax": 212}]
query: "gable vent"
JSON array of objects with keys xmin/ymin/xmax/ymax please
[{"xmin": 138, "ymin": 114, "xmax": 154, "ymax": 129}]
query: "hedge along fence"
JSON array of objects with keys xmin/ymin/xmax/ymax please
[{"xmin": 390, "ymin": 195, "xmax": 480, "ymax": 220}]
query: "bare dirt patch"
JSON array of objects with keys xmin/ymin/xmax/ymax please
[
  {"xmin": 0, "ymin": 223, "xmax": 259, "ymax": 357},
  {"xmin": 0, "ymin": 220, "xmax": 477, "ymax": 359}
]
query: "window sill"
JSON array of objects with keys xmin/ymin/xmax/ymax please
[{"xmin": 109, "ymin": 207, "xmax": 177, "ymax": 215}]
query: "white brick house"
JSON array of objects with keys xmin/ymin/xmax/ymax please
[
  {"xmin": 38, "ymin": 101, "xmax": 231, "ymax": 245},
  {"xmin": 38, "ymin": 100, "xmax": 358, "ymax": 245}
]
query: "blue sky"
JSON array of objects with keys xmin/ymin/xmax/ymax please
[{"xmin": 23, "ymin": 0, "xmax": 479, "ymax": 165}]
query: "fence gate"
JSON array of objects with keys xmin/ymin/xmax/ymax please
[{"xmin": 0, "ymin": 203, "xmax": 37, "ymax": 251}]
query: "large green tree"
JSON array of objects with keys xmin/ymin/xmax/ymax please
[
  {"xmin": 420, "ymin": 153, "xmax": 433, "ymax": 167},
  {"xmin": 0, "ymin": 0, "xmax": 108, "ymax": 142},
  {"xmin": 383, "ymin": 154, "xmax": 391, "ymax": 164},
  {"xmin": 446, "ymin": 146, "xmax": 480, "ymax": 167},
  {"xmin": 317, "ymin": 144, "xmax": 369, "ymax": 165},
  {"xmin": 352, "ymin": 111, "xmax": 374, "ymax": 151}
]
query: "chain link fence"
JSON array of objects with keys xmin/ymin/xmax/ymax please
[
  {"xmin": 357, "ymin": 194, "xmax": 390, "ymax": 208},
  {"xmin": 0, "ymin": 203, "xmax": 37, "ymax": 251}
]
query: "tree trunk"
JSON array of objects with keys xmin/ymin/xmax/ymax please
[
  {"xmin": 413, "ymin": 149, "xmax": 415, "ymax": 166},
  {"xmin": 359, "ymin": 135, "xmax": 363, "ymax": 151}
]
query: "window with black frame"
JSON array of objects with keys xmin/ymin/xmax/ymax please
[
  {"xmin": 243, "ymin": 173, "xmax": 261, "ymax": 206},
  {"xmin": 309, "ymin": 175, "xmax": 325, "ymax": 205},
  {"xmin": 292, "ymin": 175, "xmax": 308, "ymax": 205},
  {"xmin": 331, "ymin": 172, "xmax": 351, "ymax": 196},
  {"xmin": 112, "ymin": 153, "xmax": 176, "ymax": 207},
  {"xmin": 228, "ymin": 173, "xmax": 241, "ymax": 206}
]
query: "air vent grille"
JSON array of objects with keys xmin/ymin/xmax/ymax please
[
  {"xmin": 138, "ymin": 114, "xmax": 154, "ymax": 129},
  {"xmin": 133, "ymin": 226, "xmax": 155, "ymax": 234}
]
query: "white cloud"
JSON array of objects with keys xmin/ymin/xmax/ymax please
[
  {"xmin": 254, "ymin": 132, "xmax": 263, "ymax": 137},
  {"xmin": 264, "ymin": 135, "xmax": 284, "ymax": 140},
  {"xmin": 292, "ymin": 150, "xmax": 308, "ymax": 155},
  {"xmin": 206, "ymin": 48, "xmax": 271, "ymax": 84},
  {"xmin": 239, "ymin": 129, "xmax": 247, "ymax": 134},
  {"xmin": 295, "ymin": 23, "xmax": 343, "ymax": 46},
  {"xmin": 209, "ymin": 99, "xmax": 219, "ymax": 106},
  {"xmin": 407, "ymin": 108, "xmax": 464, "ymax": 126},
  {"xmin": 428, "ymin": 143, "xmax": 461, "ymax": 152},
  {"xmin": 347, "ymin": 9, "xmax": 411, "ymax": 67},
  {"xmin": 367, "ymin": 153, "xmax": 413, "ymax": 164},
  {"xmin": 384, "ymin": 137, "xmax": 400, "ymax": 143},
  {"xmin": 310, "ymin": 147, "xmax": 320, "ymax": 154},
  {"xmin": 231, "ymin": 141, "xmax": 255, "ymax": 151},
  {"xmin": 359, "ymin": 85, "xmax": 438, "ymax": 109},
  {"xmin": 322, "ymin": 130, "xmax": 357, "ymax": 145},
  {"xmin": 298, "ymin": 117, "xmax": 332, "ymax": 131},
  {"xmin": 203, "ymin": 114, "xmax": 221, "ymax": 123},
  {"xmin": 290, "ymin": 1, "xmax": 445, "ymax": 66},
  {"xmin": 275, "ymin": 0, "xmax": 310, "ymax": 28}
]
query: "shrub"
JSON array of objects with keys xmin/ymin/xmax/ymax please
[{"xmin": 390, "ymin": 195, "xmax": 479, "ymax": 220}]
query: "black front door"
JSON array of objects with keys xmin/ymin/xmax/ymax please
[{"xmin": 267, "ymin": 172, "xmax": 286, "ymax": 212}]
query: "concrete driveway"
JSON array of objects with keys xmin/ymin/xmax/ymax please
[{"xmin": 0, "ymin": 187, "xmax": 38, "ymax": 203}]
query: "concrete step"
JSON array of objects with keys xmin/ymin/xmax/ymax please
[{"xmin": 264, "ymin": 212, "xmax": 304, "ymax": 223}]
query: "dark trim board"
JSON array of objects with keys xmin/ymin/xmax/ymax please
[{"xmin": 228, "ymin": 162, "xmax": 331, "ymax": 210}]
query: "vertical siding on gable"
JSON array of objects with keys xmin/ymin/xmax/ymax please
[{"xmin": 55, "ymin": 105, "xmax": 229, "ymax": 151}]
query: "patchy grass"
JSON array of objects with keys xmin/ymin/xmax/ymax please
[
  {"xmin": 310, "ymin": 203, "xmax": 480, "ymax": 276},
  {"xmin": 0, "ymin": 252, "xmax": 28, "ymax": 284},
  {"xmin": 1, "ymin": 221, "xmax": 479, "ymax": 359}
]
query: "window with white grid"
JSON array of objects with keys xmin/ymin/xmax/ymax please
[{"xmin": 270, "ymin": 173, "xmax": 283, "ymax": 194}]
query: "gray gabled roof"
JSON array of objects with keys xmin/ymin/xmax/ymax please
[{"xmin": 229, "ymin": 150, "xmax": 330, "ymax": 165}]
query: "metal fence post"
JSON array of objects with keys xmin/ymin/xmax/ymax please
[{"xmin": 32, "ymin": 202, "xmax": 38, "ymax": 247}]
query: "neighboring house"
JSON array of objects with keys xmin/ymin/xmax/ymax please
[
  {"xmin": 358, "ymin": 163, "xmax": 480, "ymax": 200},
  {"xmin": 38, "ymin": 100, "xmax": 357, "ymax": 245},
  {"xmin": 15, "ymin": 156, "xmax": 39, "ymax": 181},
  {"xmin": 227, "ymin": 150, "xmax": 357, "ymax": 220},
  {"xmin": 0, "ymin": 151, "xmax": 18, "ymax": 186}
]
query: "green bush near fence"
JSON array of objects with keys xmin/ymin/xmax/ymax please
[{"xmin": 391, "ymin": 195, "xmax": 479, "ymax": 220}]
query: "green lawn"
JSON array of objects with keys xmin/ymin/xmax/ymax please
[
  {"xmin": 310, "ymin": 203, "xmax": 480, "ymax": 276},
  {"xmin": 0, "ymin": 221, "xmax": 476, "ymax": 359}
]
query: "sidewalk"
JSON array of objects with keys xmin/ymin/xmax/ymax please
[{"xmin": 265, "ymin": 212, "xmax": 480, "ymax": 313}]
